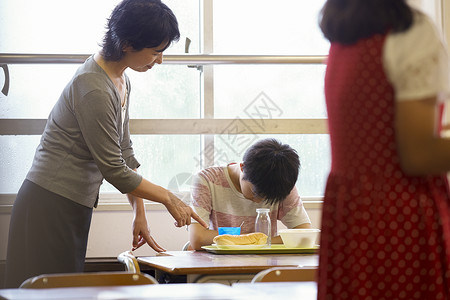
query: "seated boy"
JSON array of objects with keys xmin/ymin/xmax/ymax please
[{"xmin": 189, "ymin": 138, "xmax": 312, "ymax": 250}]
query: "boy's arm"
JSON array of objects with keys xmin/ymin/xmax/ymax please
[
  {"xmin": 189, "ymin": 223, "xmax": 219, "ymax": 250},
  {"xmin": 189, "ymin": 170, "xmax": 217, "ymax": 250}
]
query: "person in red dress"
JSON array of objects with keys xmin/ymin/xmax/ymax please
[{"xmin": 318, "ymin": 0, "xmax": 450, "ymax": 299}]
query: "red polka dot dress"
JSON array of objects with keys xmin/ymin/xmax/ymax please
[{"xmin": 318, "ymin": 29, "xmax": 450, "ymax": 300}]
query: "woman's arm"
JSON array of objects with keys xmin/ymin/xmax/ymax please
[
  {"xmin": 130, "ymin": 177, "xmax": 208, "ymax": 228},
  {"xmin": 396, "ymin": 97, "xmax": 450, "ymax": 175}
]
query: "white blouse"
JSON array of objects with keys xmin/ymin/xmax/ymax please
[{"xmin": 383, "ymin": 11, "xmax": 450, "ymax": 102}]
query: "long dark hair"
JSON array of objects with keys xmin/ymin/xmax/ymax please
[
  {"xmin": 101, "ymin": 0, "xmax": 180, "ymax": 61},
  {"xmin": 319, "ymin": 0, "xmax": 413, "ymax": 44}
]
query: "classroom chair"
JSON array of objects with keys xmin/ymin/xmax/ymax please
[
  {"xmin": 117, "ymin": 250, "xmax": 141, "ymax": 273},
  {"xmin": 182, "ymin": 241, "xmax": 191, "ymax": 251},
  {"xmin": 19, "ymin": 271, "xmax": 158, "ymax": 288}
]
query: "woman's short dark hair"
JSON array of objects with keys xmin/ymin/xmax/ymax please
[
  {"xmin": 242, "ymin": 138, "xmax": 300, "ymax": 205},
  {"xmin": 101, "ymin": 0, "xmax": 180, "ymax": 61},
  {"xmin": 319, "ymin": 0, "xmax": 413, "ymax": 45}
]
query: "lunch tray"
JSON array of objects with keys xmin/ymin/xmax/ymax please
[{"xmin": 201, "ymin": 244, "xmax": 319, "ymax": 255}]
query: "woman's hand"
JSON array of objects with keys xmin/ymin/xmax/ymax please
[
  {"xmin": 127, "ymin": 193, "xmax": 166, "ymax": 252},
  {"xmin": 165, "ymin": 192, "xmax": 209, "ymax": 228},
  {"xmin": 131, "ymin": 212, "xmax": 166, "ymax": 252},
  {"xmin": 130, "ymin": 178, "xmax": 209, "ymax": 229}
]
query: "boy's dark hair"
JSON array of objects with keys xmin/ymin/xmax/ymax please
[
  {"xmin": 101, "ymin": 0, "xmax": 180, "ymax": 61},
  {"xmin": 319, "ymin": 0, "xmax": 413, "ymax": 45},
  {"xmin": 242, "ymin": 138, "xmax": 300, "ymax": 205}
]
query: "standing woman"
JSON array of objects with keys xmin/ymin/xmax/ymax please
[
  {"xmin": 318, "ymin": 0, "xmax": 450, "ymax": 299},
  {"xmin": 5, "ymin": 0, "xmax": 207, "ymax": 288}
]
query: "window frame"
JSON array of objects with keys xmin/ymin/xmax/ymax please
[{"xmin": 0, "ymin": 53, "xmax": 328, "ymax": 207}]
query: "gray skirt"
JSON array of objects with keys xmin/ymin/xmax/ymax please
[{"xmin": 4, "ymin": 180, "xmax": 93, "ymax": 288}]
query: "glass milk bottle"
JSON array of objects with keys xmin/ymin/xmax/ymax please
[{"xmin": 255, "ymin": 208, "xmax": 271, "ymax": 246}]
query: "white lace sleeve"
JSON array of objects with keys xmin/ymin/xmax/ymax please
[{"xmin": 383, "ymin": 11, "xmax": 450, "ymax": 102}]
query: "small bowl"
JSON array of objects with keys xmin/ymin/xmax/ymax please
[
  {"xmin": 218, "ymin": 227, "xmax": 241, "ymax": 235},
  {"xmin": 278, "ymin": 228, "xmax": 320, "ymax": 248}
]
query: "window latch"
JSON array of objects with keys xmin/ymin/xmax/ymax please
[
  {"xmin": 185, "ymin": 37, "xmax": 203, "ymax": 72},
  {"xmin": 1, "ymin": 64, "xmax": 9, "ymax": 96}
]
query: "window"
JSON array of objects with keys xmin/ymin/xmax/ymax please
[{"xmin": 2, "ymin": 1, "xmax": 442, "ymax": 204}]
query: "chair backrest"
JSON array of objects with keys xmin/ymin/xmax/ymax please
[
  {"xmin": 117, "ymin": 251, "xmax": 140, "ymax": 273},
  {"xmin": 251, "ymin": 266, "xmax": 317, "ymax": 283},
  {"xmin": 19, "ymin": 271, "xmax": 158, "ymax": 289},
  {"xmin": 182, "ymin": 241, "xmax": 191, "ymax": 251}
]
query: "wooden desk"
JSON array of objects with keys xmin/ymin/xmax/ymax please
[
  {"xmin": 137, "ymin": 250, "xmax": 319, "ymax": 284},
  {"xmin": 0, "ymin": 282, "xmax": 318, "ymax": 300}
]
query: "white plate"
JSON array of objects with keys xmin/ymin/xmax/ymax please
[{"xmin": 212, "ymin": 244, "xmax": 266, "ymax": 250}]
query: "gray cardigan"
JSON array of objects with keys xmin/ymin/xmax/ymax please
[{"xmin": 27, "ymin": 56, "xmax": 142, "ymax": 208}]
